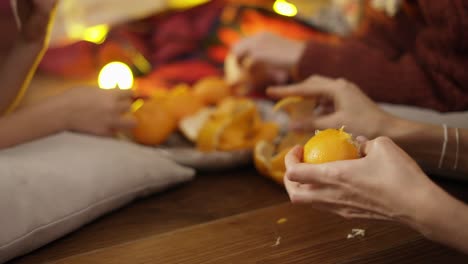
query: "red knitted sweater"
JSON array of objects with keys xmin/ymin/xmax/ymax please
[{"xmin": 296, "ymin": 0, "xmax": 468, "ymax": 112}]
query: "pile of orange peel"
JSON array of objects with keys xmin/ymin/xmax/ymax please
[
  {"xmin": 131, "ymin": 76, "xmax": 280, "ymax": 153},
  {"xmin": 253, "ymin": 96, "xmax": 316, "ymax": 184},
  {"xmin": 132, "ymin": 77, "xmax": 231, "ymax": 145},
  {"xmin": 131, "ymin": 78, "xmax": 355, "ymax": 185}
]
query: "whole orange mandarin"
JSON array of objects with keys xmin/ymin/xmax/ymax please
[
  {"xmin": 132, "ymin": 101, "xmax": 177, "ymax": 145},
  {"xmin": 164, "ymin": 84, "xmax": 205, "ymax": 121},
  {"xmin": 303, "ymin": 128, "xmax": 359, "ymax": 164},
  {"xmin": 193, "ymin": 76, "xmax": 231, "ymax": 105}
]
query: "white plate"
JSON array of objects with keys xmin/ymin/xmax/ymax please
[{"xmin": 155, "ymin": 100, "xmax": 289, "ymax": 171}]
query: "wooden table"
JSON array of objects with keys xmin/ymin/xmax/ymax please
[
  {"xmin": 8, "ymin": 166, "xmax": 468, "ymax": 264},
  {"xmin": 5, "ymin": 75, "xmax": 468, "ymax": 263}
]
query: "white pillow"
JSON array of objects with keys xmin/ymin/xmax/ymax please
[{"xmin": 0, "ymin": 132, "xmax": 195, "ymax": 263}]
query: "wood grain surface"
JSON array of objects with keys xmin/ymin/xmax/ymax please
[
  {"xmin": 51, "ymin": 203, "xmax": 467, "ymax": 264},
  {"xmin": 7, "ymin": 76, "xmax": 468, "ymax": 263},
  {"xmin": 10, "ymin": 168, "xmax": 468, "ymax": 264}
]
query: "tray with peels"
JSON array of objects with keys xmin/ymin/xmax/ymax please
[{"xmin": 125, "ymin": 76, "xmax": 289, "ymax": 171}]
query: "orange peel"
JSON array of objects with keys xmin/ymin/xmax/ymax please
[
  {"xmin": 253, "ymin": 131, "xmax": 312, "ymax": 185},
  {"xmin": 179, "ymin": 108, "xmax": 215, "ymax": 142},
  {"xmin": 195, "ymin": 98, "xmax": 279, "ymax": 152},
  {"xmin": 273, "ymin": 96, "xmax": 304, "ymax": 112},
  {"xmin": 273, "ymin": 96, "xmax": 316, "ymax": 121}
]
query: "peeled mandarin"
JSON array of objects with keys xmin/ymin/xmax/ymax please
[{"xmin": 303, "ymin": 128, "xmax": 359, "ymax": 164}]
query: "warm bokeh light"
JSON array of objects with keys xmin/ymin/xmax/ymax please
[
  {"xmin": 68, "ymin": 24, "xmax": 109, "ymax": 44},
  {"xmin": 98, "ymin": 62, "xmax": 134, "ymax": 90},
  {"xmin": 131, "ymin": 99, "xmax": 145, "ymax": 113},
  {"xmin": 168, "ymin": 0, "xmax": 210, "ymax": 9},
  {"xmin": 82, "ymin": 24, "xmax": 109, "ymax": 44},
  {"xmin": 273, "ymin": 0, "xmax": 298, "ymax": 17}
]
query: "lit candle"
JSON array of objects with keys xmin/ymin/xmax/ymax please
[{"xmin": 98, "ymin": 61, "xmax": 134, "ymax": 90}]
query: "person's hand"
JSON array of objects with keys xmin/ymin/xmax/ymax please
[
  {"xmin": 56, "ymin": 87, "xmax": 137, "ymax": 136},
  {"xmin": 283, "ymin": 136, "xmax": 443, "ymax": 226},
  {"xmin": 267, "ymin": 75, "xmax": 395, "ymax": 139},
  {"xmin": 231, "ymin": 32, "xmax": 306, "ymax": 90},
  {"xmin": 12, "ymin": 0, "xmax": 58, "ymax": 43}
]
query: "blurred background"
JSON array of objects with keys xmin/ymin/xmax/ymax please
[{"xmin": 0, "ymin": 0, "xmax": 364, "ymax": 96}]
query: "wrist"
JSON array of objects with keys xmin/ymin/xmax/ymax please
[
  {"xmin": 379, "ymin": 115, "xmax": 427, "ymax": 146},
  {"xmin": 370, "ymin": 111, "xmax": 401, "ymax": 139},
  {"xmin": 409, "ymin": 184, "xmax": 468, "ymax": 248}
]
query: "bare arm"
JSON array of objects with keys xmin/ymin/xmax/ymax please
[
  {"xmin": 0, "ymin": 95, "xmax": 67, "ymax": 148},
  {"xmin": 0, "ymin": 40, "xmax": 46, "ymax": 114},
  {"xmin": 414, "ymin": 185, "xmax": 468, "ymax": 254},
  {"xmin": 267, "ymin": 76, "xmax": 468, "ymax": 178},
  {"xmin": 0, "ymin": 87, "xmax": 136, "ymax": 149},
  {"xmin": 385, "ymin": 119, "xmax": 468, "ymax": 176},
  {"xmin": 283, "ymin": 137, "xmax": 468, "ymax": 254},
  {"xmin": 0, "ymin": 0, "xmax": 57, "ymax": 114}
]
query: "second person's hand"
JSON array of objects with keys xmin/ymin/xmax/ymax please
[
  {"xmin": 55, "ymin": 87, "xmax": 137, "ymax": 137},
  {"xmin": 267, "ymin": 75, "xmax": 395, "ymax": 139},
  {"xmin": 13, "ymin": 0, "xmax": 58, "ymax": 43},
  {"xmin": 231, "ymin": 32, "xmax": 306, "ymax": 91}
]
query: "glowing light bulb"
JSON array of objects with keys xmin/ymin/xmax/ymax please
[
  {"xmin": 98, "ymin": 62, "xmax": 134, "ymax": 90},
  {"xmin": 273, "ymin": 0, "xmax": 298, "ymax": 17}
]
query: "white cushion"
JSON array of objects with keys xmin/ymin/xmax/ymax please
[{"xmin": 0, "ymin": 132, "xmax": 195, "ymax": 263}]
